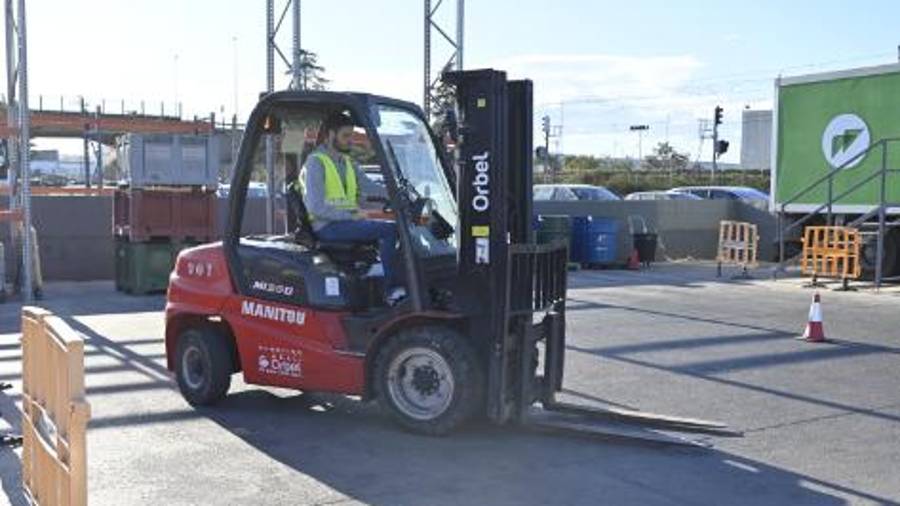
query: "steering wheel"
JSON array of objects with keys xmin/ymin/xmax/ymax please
[{"xmin": 408, "ymin": 195, "xmax": 431, "ymax": 219}]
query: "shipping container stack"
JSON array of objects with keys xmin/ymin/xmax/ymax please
[{"xmin": 114, "ymin": 134, "xmax": 219, "ymax": 294}]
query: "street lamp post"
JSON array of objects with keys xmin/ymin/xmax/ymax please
[{"xmin": 629, "ymin": 124, "xmax": 649, "ymax": 167}]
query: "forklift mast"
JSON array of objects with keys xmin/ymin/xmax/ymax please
[
  {"xmin": 448, "ymin": 69, "xmax": 534, "ymax": 267},
  {"xmin": 444, "ymin": 71, "xmax": 733, "ymax": 444},
  {"xmin": 446, "ymin": 69, "xmax": 565, "ymax": 424}
]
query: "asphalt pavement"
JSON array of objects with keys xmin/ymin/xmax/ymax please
[{"xmin": 0, "ymin": 263, "xmax": 897, "ymax": 505}]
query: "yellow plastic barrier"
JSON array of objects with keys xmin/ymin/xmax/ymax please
[
  {"xmin": 717, "ymin": 221, "xmax": 759, "ymax": 277},
  {"xmin": 21, "ymin": 307, "xmax": 90, "ymax": 506},
  {"xmin": 801, "ymin": 226, "xmax": 861, "ymax": 282}
]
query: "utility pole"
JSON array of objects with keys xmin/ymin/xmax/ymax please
[
  {"xmin": 697, "ymin": 118, "xmax": 711, "ymax": 165},
  {"xmin": 83, "ymin": 127, "xmax": 90, "ymax": 188},
  {"xmin": 559, "ymin": 102, "xmax": 564, "ymax": 157},
  {"xmin": 94, "ymin": 106, "xmax": 103, "ymax": 188},
  {"xmin": 541, "ymin": 115, "xmax": 551, "ymax": 181},
  {"xmin": 4, "ymin": 0, "xmax": 18, "ymax": 293},
  {"xmin": 173, "ymin": 53, "xmax": 179, "ymax": 113},
  {"xmin": 5, "ymin": 0, "xmax": 33, "ymax": 301},
  {"xmin": 232, "ymin": 36, "xmax": 239, "ymax": 119}
]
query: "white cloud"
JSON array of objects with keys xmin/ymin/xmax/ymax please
[
  {"xmin": 485, "ymin": 52, "xmax": 773, "ymax": 163},
  {"xmin": 493, "ymin": 53, "xmax": 704, "ymax": 105},
  {"xmin": 327, "ymin": 69, "xmax": 421, "ymax": 106}
]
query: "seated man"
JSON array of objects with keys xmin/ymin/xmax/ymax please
[{"xmin": 296, "ymin": 112, "xmax": 404, "ymax": 302}]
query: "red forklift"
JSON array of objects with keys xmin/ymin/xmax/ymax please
[{"xmin": 165, "ymin": 69, "xmax": 735, "ymax": 444}]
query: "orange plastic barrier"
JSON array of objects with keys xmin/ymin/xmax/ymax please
[
  {"xmin": 21, "ymin": 307, "xmax": 90, "ymax": 506},
  {"xmin": 800, "ymin": 226, "xmax": 861, "ymax": 281}
]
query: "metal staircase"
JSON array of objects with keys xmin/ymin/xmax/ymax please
[{"xmin": 777, "ymin": 138, "xmax": 900, "ymax": 287}]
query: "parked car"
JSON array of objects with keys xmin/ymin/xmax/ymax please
[
  {"xmin": 624, "ymin": 190, "xmax": 703, "ymax": 201},
  {"xmin": 217, "ymin": 182, "xmax": 270, "ymax": 199},
  {"xmin": 669, "ymin": 186, "xmax": 769, "ymax": 208},
  {"xmin": 534, "ymin": 184, "xmax": 621, "ymax": 201}
]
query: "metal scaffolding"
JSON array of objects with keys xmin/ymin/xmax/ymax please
[
  {"xmin": 423, "ymin": 0, "xmax": 464, "ymax": 118},
  {"xmin": 266, "ymin": 0, "xmax": 304, "ymax": 91},
  {"xmin": 4, "ymin": 0, "xmax": 33, "ymax": 302},
  {"xmin": 264, "ymin": 0, "xmax": 303, "ymax": 234}
]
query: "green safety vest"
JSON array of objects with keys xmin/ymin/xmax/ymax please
[{"xmin": 299, "ymin": 152, "xmax": 358, "ymax": 221}]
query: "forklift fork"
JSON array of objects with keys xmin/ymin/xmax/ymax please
[
  {"xmin": 512, "ymin": 246, "xmax": 740, "ymax": 447},
  {"xmin": 522, "ymin": 310, "xmax": 740, "ymax": 446}
]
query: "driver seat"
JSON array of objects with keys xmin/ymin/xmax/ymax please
[{"xmin": 286, "ymin": 186, "xmax": 379, "ymax": 272}]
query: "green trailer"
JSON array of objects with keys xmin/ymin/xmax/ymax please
[{"xmin": 774, "ymin": 63, "xmax": 900, "ymax": 278}]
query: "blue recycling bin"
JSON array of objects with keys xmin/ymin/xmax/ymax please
[{"xmin": 571, "ymin": 216, "xmax": 620, "ymax": 266}]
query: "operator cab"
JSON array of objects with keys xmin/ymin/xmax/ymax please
[{"xmin": 225, "ymin": 92, "xmax": 458, "ymax": 314}]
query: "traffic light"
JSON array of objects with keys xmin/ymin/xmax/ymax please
[
  {"xmin": 541, "ymin": 115, "xmax": 550, "ymax": 135},
  {"xmin": 714, "ymin": 106, "xmax": 723, "ymax": 126},
  {"xmin": 716, "ymin": 139, "xmax": 729, "ymax": 155}
]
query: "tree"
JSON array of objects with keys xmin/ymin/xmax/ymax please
[
  {"xmin": 429, "ymin": 61, "xmax": 457, "ymax": 127},
  {"xmin": 294, "ymin": 49, "xmax": 329, "ymax": 91},
  {"xmin": 644, "ymin": 142, "xmax": 690, "ymax": 172}
]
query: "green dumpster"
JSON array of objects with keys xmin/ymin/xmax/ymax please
[
  {"xmin": 115, "ymin": 239, "xmax": 178, "ymax": 295},
  {"xmin": 536, "ymin": 215, "xmax": 572, "ymax": 254}
]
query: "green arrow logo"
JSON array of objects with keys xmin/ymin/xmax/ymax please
[
  {"xmin": 831, "ymin": 129, "xmax": 862, "ymax": 157},
  {"xmin": 822, "ymin": 114, "xmax": 870, "ymax": 169}
]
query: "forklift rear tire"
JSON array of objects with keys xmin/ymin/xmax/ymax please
[
  {"xmin": 375, "ymin": 326, "xmax": 484, "ymax": 436},
  {"xmin": 175, "ymin": 328, "xmax": 233, "ymax": 406},
  {"xmin": 860, "ymin": 232, "xmax": 899, "ymax": 279}
]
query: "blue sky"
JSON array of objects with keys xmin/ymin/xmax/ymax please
[{"xmin": 9, "ymin": 0, "xmax": 900, "ymax": 162}]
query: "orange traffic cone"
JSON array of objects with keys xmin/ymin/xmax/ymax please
[
  {"xmin": 800, "ymin": 292, "xmax": 826, "ymax": 343},
  {"xmin": 627, "ymin": 248, "xmax": 640, "ymax": 270}
]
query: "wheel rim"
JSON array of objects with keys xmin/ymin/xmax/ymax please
[
  {"xmin": 182, "ymin": 345, "xmax": 206, "ymax": 390},
  {"xmin": 862, "ymin": 240, "xmax": 882, "ymax": 268},
  {"xmin": 386, "ymin": 347, "xmax": 455, "ymax": 421}
]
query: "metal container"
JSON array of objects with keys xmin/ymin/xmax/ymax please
[
  {"xmin": 118, "ymin": 134, "xmax": 219, "ymax": 188},
  {"xmin": 633, "ymin": 233, "xmax": 658, "ymax": 264},
  {"xmin": 114, "ymin": 189, "xmax": 217, "ymax": 242},
  {"xmin": 571, "ymin": 216, "xmax": 621, "ymax": 266},
  {"xmin": 536, "ymin": 215, "xmax": 572, "ymax": 253},
  {"xmin": 628, "ymin": 215, "xmax": 657, "ymax": 265},
  {"xmin": 115, "ymin": 239, "xmax": 179, "ymax": 294}
]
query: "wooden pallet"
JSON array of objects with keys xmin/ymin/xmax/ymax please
[
  {"xmin": 800, "ymin": 226, "xmax": 861, "ymax": 281},
  {"xmin": 21, "ymin": 307, "xmax": 90, "ymax": 506},
  {"xmin": 717, "ymin": 221, "xmax": 759, "ymax": 269}
]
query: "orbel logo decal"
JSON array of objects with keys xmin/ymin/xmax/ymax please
[
  {"xmin": 241, "ymin": 300, "xmax": 306, "ymax": 326},
  {"xmin": 471, "ymin": 150, "xmax": 490, "ymax": 212},
  {"xmin": 251, "ymin": 280, "xmax": 295, "ymax": 297},
  {"xmin": 822, "ymin": 113, "xmax": 870, "ymax": 169},
  {"xmin": 257, "ymin": 345, "xmax": 302, "ymax": 378}
]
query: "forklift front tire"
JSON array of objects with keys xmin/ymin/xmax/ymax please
[
  {"xmin": 375, "ymin": 326, "xmax": 484, "ymax": 436},
  {"xmin": 175, "ymin": 327, "xmax": 233, "ymax": 406}
]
